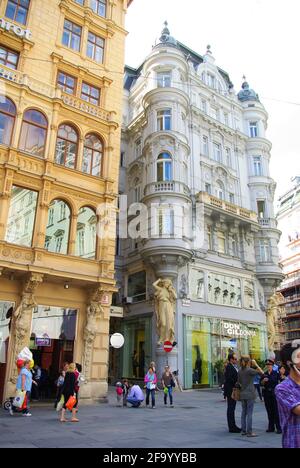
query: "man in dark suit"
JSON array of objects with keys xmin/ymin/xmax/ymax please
[{"xmin": 224, "ymin": 352, "xmax": 241, "ymax": 433}]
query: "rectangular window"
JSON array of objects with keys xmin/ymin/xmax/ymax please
[
  {"xmin": 225, "ymin": 148, "xmax": 231, "ymax": 167},
  {"xmin": 0, "ymin": 45, "xmax": 19, "ymax": 70},
  {"xmin": 257, "ymin": 200, "xmax": 266, "ymax": 219},
  {"xmin": 81, "ymin": 82, "xmax": 100, "ymax": 105},
  {"xmin": 217, "ymin": 231, "xmax": 226, "ymax": 254},
  {"xmin": 158, "ymin": 208, "xmax": 174, "ymax": 237},
  {"xmin": 213, "ymin": 142, "xmax": 222, "ymax": 162},
  {"xmin": 205, "ymin": 183, "xmax": 211, "ymax": 195},
  {"xmin": 210, "ymin": 107, "xmax": 217, "ymax": 120},
  {"xmin": 232, "ymin": 235, "xmax": 238, "ymax": 256},
  {"xmin": 57, "ymin": 71, "xmax": 77, "ymax": 95},
  {"xmin": 90, "ymin": 0, "xmax": 106, "ymax": 17},
  {"xmin": 202, "ymin": 136, "xmax": 208, "ymax": 156},
  {"xmin": 201, "ymin": 99, "xmax": 207, "ymax": 113},
  {"xmin": 207, "ymin": 225, "xmax": 212, "ymax": 250},
  {"xmin": 62, "ymin": 20, "xmax": 82, "ymax": 52},
  {"xmin": 87, "ymin": 32, "xmax": 105, "ymax": 63},
  {"xmin": 55, "ymin": 236, "xmax": 63, "ymax": 253},
  {"xmin": 157, "ymin": 72, "xmax": 171, "ymax": 88},
  {"xmin": 207, "ymin": 73, "xmax": 215, "ymax": 88},
  {"xmin": 5, "ymin": 0, "xmax": 30, "ymax": 25},
  {"xmin": 48, "ymin": 208, "xmax": 54, "ymax": 226},
  {"xmin": 249, "ymin": 121, "xmax": 258, "ymax": 138},
  {"xmin": 135, "ymin": 138, "xmax": 142, "ymax": 158},
  {"xmin": 128, "ymin": 271, "xmax": 146, "ymax": 302},
  {"xmin": 224, "ymin": 112, "xmax": 229, "ymax": 126},
  {"xmin": 259, "ymin": 239, "xmax": 271, "ymax": 262},
  {"xmin": 229, "ymin": 193, "xmax": 235, "ymax": 204},
  {"xmin": 5, "ymin": 186, "xmax": 38, "ymax": 247},
  {"xmin": 253, "ymin": 156, "xmax": 262, "ymax": 176},
  {"xmin": 134, "ymin": 186, "xmax": 141, "ymax": 203},
  {"xmin": 157, "ymin": 109, "xmax": 171, "ymax": 131}
]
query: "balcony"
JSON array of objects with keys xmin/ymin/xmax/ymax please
[
  {"xmin": 61, "ymin": 93, "xmax": 113, "ymax": 122},
  {"xmin": 144, "ymin": 181, "xmax": 190, "ymax": 197},
  {"xmin": 196, "ymin": 192, "xmax": 258, "ymax": 223}
]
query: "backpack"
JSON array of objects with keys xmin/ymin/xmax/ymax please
[{"xmin": 116, "ymin": 387, "xmax": 123, "ymax": 396}]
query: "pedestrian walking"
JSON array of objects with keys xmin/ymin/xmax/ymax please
[
  {"xmin": 275, "ymin": 340, "xmax": 300, "ymax": 448},
  {"xmin": 54, "ymin": 362, "xmax": 69, "ymax": 409},
  {"xmin": 60, "ymin": 363, "xmax": 78, "ymax": 423},
  {"xmin": 261, "ymin": 359, "xmax": 282, "ymax": 434},
  {"xmin": 223, "ymin": 353, "xmax": 241, "ymax": 433},
  {"xmin": 10, "ymin": 359, "xmax": 37, "ymax": 417},
  {"xmin": 126, "ymin": 382, "xmax": 144, "ymax": 408},
  {"xmin": 144, "ymin": 366, "xmax": 157, "ymax": 409},
  {"xmin": 161, "ymin": 365, "xmax": 175, "ymax": 407},
  {"xmin": 237, "ymin": 356, "xmax": 264, "ymax": 437}
]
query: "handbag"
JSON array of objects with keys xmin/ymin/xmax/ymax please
[
  {"xmin": 66, "ymin": 395, "xmax": 76, "ymax": 410},
  {"xmin": 13, "ymin": 390, "xmax": 26, "ymax": 408},
  {"xmin": 170, "ymin": 378, "xmax": 176, "ymax": 388},
  {"xmin": 231, "ymin": 386, "xmax": 241, "ymax": 401}
]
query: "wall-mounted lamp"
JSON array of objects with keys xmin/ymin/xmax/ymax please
[{"xmin": 64, "ymin": 282, "xmax": 70, "ymax": 290}]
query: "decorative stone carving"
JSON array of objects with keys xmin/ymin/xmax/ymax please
[
  {"xmin": 11, "ymin": 274, "xmax": 43, "ymax": 383},
  {"xmin": 153, "ymin": 278, "xmax": 177, "ymax": 344},
  {"xmin": 83, "ymin": 287, "xmax": 104, "ymax": 382},
  {"xmin": 266, "ymin": 292, "xmax": 284, "ymax": 352}
]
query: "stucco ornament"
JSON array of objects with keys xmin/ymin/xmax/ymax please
[
  {"xmin": 83, "ymin": 288, "xmax": 104, "ymax": 381},
  {"xmin": 153, "ymin": 278, "xmax": 177, "ymax": 344}
]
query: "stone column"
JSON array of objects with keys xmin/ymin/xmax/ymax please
[{"xmin": 68, "ymin": 214, "xmax": 78, "ymax": 255}]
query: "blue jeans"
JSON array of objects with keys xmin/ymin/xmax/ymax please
[
  {"xmin": 164, "ymin": 386, "xmax": 173, "ymax": 405},
  {"xmin": 146, "ymin": 388, "xmax": 155, "ymax": 407},
  {"xmin": 127, "ymin": 397, "xmax": 142, "ymax": 408},
  {"xmin": 241, "ymin": 399, "xmax": 255, "ymax": 434}
]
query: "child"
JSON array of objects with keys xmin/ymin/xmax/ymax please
[
  {"xmin": 115, "ymin": 381, "xmax": 123, "ymax": 406},
  {"xmin": 122, "ymin": 378, "xmax": 129, "ymax": 407}
]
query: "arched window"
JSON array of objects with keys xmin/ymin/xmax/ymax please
[
  {"xmin": 157, "ymin": 153, "xmax": 172, "ymax": 182},
  {"xmin": 0, "ymin": 97, "xmax": 16, "ymax": 146},
  {"xmin": 55, "ymin": 124, "xmax": 78, "ymax": 169},
  {"xmin": 19, "ymin": 109, "xmax": 48, "ymax": 157},
  {"xmin": 76, "ymin": 207, "xmax": 96, "ymax": 259},
  {"xmin": 44, "ymin": 200, "xmax": 71, "ymax": 254},
  {"xmin": 82, "ymin": 133, "xmax": 103, "ymax": 176}
]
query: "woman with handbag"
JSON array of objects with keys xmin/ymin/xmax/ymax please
[
  {"xmin": 144, "ymin": 366, "xmax": 157, "ymax": 409},
  {"xmin": 237, "ymin": 356, "xmax": 264, "ymax": 437},
  {"xmin": 162, "ymin": 365, "xmax": 175, "ymax": 407},
  {"xmin": 60, "ymin": 363, "xmax": 78, "ymax": 422}
]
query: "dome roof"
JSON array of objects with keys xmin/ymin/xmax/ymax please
[
  {"xmin": 158, "ymin": 21, "xmax": 177, "ymax": 47},
  {"xmin": 238, "ymin": 78, "xmax": 260, "ymax": 102}
]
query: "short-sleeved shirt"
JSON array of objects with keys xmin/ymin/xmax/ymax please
[
  {"xmin": 16, "ymin": 367, "xmax": 32, "ymax": 392},
  {"xmin": 238, "ymin": 367, "xmax": 260, "ymax": 400},
  {"xmin": 275, "ymin": 376, "xmax": 300, "ymax": 448}
]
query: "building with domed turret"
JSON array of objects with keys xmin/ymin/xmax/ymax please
[{"xmin": 114, "ymin": 23, "xmax": 283, "ymax": 388}]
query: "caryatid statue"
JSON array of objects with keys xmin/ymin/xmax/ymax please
[
  {"xmin": 153, "ymin": 278, "xmax": 177, "ymax": 345},
  {"xmin": 266, "ymin": 292, "xmax": 283, "ymax": 352}
]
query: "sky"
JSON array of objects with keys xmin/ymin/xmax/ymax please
[{"xmin": 125, "ymin": 0, "xmax": 300, "ymax": 206}]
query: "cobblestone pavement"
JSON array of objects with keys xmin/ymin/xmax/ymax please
[{"xmin": 0, "ymin": 388, "xmax": 282, "ymax": 448}]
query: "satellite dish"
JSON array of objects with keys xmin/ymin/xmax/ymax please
[{"xmin": 110, "ymin": 333, "xmax": 125, "ymax": 349}]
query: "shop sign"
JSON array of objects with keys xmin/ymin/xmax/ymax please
[
  {"xmin": 0, "ymin": 18, "xmax": 32, "ymax": 40},
  {"xmin": 110, "ymin": 306, "xmax": 124, "ymax": 318},
  {"xmin": 35, "ymin": 335, "xmax": 51, "ymax": 347},
  {"xmin": 223, "ymin": 322, "xmax": 256, "ymax": 338}
]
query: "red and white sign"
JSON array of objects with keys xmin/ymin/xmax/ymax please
[{"xmin": 163, "ymin": 341, "xmax": 173, "ymax": 353}]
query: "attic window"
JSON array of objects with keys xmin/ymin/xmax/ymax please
[{"xmin": 248, "ymin": 104, "xmax": 255, "ymax": 108}]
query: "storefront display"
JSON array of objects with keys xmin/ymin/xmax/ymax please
[
  {"xmin": 184, "ymin": 315, "xmax": 267, "ymax": 388},
  {"xmin": 121, "ymin": 317, "xmax": 152, "ymax": 378}
]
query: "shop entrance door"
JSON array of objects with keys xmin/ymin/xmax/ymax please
[{"xmin": 30, "ymin": 306, "xmax": 77, "ymax": 401}]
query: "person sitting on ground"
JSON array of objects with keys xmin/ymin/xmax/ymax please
[{"xmin": 126, "ymin": 382, "xmax": 144, "ymax": 408}]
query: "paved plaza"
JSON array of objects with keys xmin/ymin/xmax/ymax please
[{"xmin": 0, "ymin": 388, "xmax": 282, "ymax": 448}]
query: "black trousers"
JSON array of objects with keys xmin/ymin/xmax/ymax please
[
  {"xmin": 227, "ymin": 395, "xmax": 237, "ymax": 431},
  {"xmin": 264, "ymin": 392, "xmax": 281, "ymax": 431}
]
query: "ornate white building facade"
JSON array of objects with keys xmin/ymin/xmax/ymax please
[{"xmin": 116, "ymin": 24, "xmax": 283, "ymax": 387}]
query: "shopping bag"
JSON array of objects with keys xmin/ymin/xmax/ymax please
[
  {"xmin": 13, "ymin": 390, "xmax": 26, "ymax": 408},
  {"xmin": 56, "ymin": 395, "xmax": 65, "ymax": 412},
  {"xmin": 21, "ymin": 394, "xmax": 27, "ymax": 410},
  {"xmin": 65, "ymin": 395, "xmax": 76, "ymax": 411}
]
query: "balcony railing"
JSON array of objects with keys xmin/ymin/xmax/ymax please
[
  {"xmin": 61, "ymin": 93, "xmax": 113, "ymax": 121},
  {"xmin": 144, "ymin": 181, "xmax": 190, "ymax": 197},
  {"xmin": 197, "ymin": 192, "xmax": 258, "ymax": 222}
]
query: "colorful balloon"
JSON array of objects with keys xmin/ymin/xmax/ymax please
[
  {"xmin": 29, "ymin": 359, "xmax": 34, "ymax": 369},
  {"xmin": 16, "ymin": 358, "xmax": 24, "ymax": 368}
]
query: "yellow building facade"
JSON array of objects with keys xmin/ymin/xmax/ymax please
[{"xmin": 0, "ymin": 0, "xmax": 132, "ymax": 403}]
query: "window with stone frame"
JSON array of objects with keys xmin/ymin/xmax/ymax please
[
  {"xmin": 0, "ymin": 45, "xmax": 19, "ymax": 70},
  {"xmin": 57, "ymin": 71, "xmax": 77, "ymax": 95},
  {"xmin": 157, "ymin": 109, "xmax": 171, "ymax": 131},
  {"xmin": 5, "ymin": 0, "xmax": 30, "ymax": 25},
  {"xmin": 62, "ymin": 20, "xmax": 82, "ymax": 52},
  {"xmin": 86, "ymin": 32, "xmax": 105, "ymax": 63}
]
